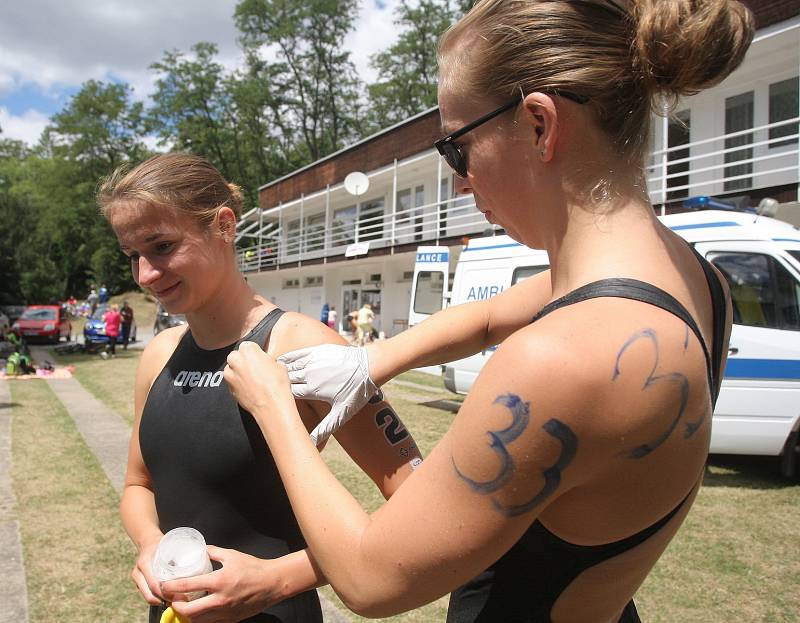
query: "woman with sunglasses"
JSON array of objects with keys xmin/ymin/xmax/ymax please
[{"xmin": 222, "ymin": 1, "xmax": 752, "ymax": 621}]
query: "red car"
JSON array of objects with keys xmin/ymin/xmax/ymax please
[{"xmin": 12, "ymin": 305, "xmax": 72, "ymax": 344}]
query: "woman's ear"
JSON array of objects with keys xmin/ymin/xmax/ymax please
[
  {"xmin": 521, "ymin": 92, "xmax": 559, "ymax": 162},
  {"xmin": 216, "ymin": 207, "xmax": 237, "ymax": 243}
]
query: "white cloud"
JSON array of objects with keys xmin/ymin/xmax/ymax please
[
  {"xmin": 0, "ymin": 107, "xmax": 50, "ymax": 145},
  {"xmin": 0, "ymin": 0, "xmax": 409, "ymax": 145},
  {"xmin": 348, "ymin": 0, "xmax": 404, "ymax": 83},
  {"xmin": 0, "ymin": 0, "xmax": 242, "ymax": 99}
]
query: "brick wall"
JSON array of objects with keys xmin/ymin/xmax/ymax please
[
  {"xmin": 260, "ymin": 110, "xmax": 442, "ymax": 210},
  {"xmin": 741, "ymin": 0, "xmax": 799, "ymax": 28}
]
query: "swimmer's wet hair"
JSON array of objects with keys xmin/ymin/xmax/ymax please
[
  {"xmin": 439, "ymin": 0, "xmax": 754, "ymax": 163},
  {"xmin": 97, "ymin": 153, "xmax": 244, "ymax": 228}
]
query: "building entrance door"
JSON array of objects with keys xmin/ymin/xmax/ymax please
[{"xmin": 341, "ymin": 287, "xmax": 360, "ymax": 335}]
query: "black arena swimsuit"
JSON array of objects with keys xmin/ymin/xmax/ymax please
[
  {"xmin": 447, "ymin": 247, "xmax": 727, "ymax": 623},
  {"xmin": 140, "ymin": 308, "xmax": 323, "ymax": 623}
]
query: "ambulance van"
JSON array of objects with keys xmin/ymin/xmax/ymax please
[{"xmin": 409, "ymin": 208, "xmax": 800, "ymax": 476}]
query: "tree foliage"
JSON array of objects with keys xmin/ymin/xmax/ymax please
[
  {"xmin": 2, "ymin": 0, "xmax": 469, "ymax": 303},
  {"xmin": 368, "ymin": 0, "xmax": 464, "ymax": 128}
]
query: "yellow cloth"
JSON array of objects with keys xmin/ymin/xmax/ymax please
[{"xmin": 160, "ymin": 606, "xmax": 190, "ymax": 623}]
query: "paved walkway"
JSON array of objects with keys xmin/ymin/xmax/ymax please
[
  {"xmin": 25, "ymin": 347, "xmax": 352, "ymax": 623},
  {"xmin": 0, "ymin": 379, "xmax": 30, "ymax": 623}
]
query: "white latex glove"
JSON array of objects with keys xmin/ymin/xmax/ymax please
[{"xmin": 277, "ymin": 344, "xmax": 379, "ymax": 446}]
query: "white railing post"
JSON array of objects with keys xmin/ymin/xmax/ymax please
[
  {"xmin": 325, "ymin": 184, "xmax": 331, "ymax": 255},
  {"xmin": 278, "ymin": 201, "xmax": 283, "ymax": 265},
  {"xmin": 436, "ymin": 157, "xmax": 443, "ymax": 245},
  {"xmin": 391, "ymin": 158, "xmax": 398, "ymax": 252},
  {"xmin": 660, "ymin": 115, "xmax": 668, "ymax": 216},
  {"xmin": 299, "ymin": 193, "xmax": 304, "ymax": 261}
]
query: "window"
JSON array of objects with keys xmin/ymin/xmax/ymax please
[
  {"xmin": 512, "ymin": 265, "xmax": 547, "ymax": 286},
  {"xmin": 305, "ymin": 213, "xmax": 325, "ymax": 252},
  {"xmin": 358, "ymin": 198, "xmax": 384, "ymax": 242},
  {"xmin": 413, "ymin": 185, "xmax": 425, "ymax": 241},
  {"xmin": 724, "ymin": 91, "xmax": 754, "ymax": 191},
  {"xmin": 282, "ymin": 278, "xmax": 299, "ymax": 289},
  {"xmin": 413, "ymin": 271, "xmax": 445, "ymax": 314},
  {"xmin": 769, "ymin": 77, "xmax": 799, "ymax": 148},
  {"xmin": 789, "ymin": 251, "xmax": 800, "ymax": 264},
  {"xmin": 332, "ymin": 205, "xmax": 356, "ymax": 246},
  {"xmin": 710, "ymin": 252, "xmax": 800, "ymax": 331},
  {"xmin": 395, "ymin": 189, "xmax": 412, "ymax": 240},
  {"xmin": 303, "ymin": 276, "xmax": 323, "ymax": 287},
  {"xmin": 285, "ymin": 219, "xmax": 301, "ymax": 255},
  {"xmin": 667, "ymin": 110, "xmax": 691, "ymax": 201}
]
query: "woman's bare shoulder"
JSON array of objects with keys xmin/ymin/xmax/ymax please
[
  {"xmin": 138, "ymin": 325, "xmax": 188, "ymax": 379},
  {"xmin": 268, "ymin": 310, "xmax": 347, "ymax": 357}
]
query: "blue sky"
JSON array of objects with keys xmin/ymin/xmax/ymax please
[{"xmin": 0, "ymin": 0, "xmax": 401, "ymax": 146}]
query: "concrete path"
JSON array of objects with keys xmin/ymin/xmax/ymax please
[
  {"xmin": 0, "ymin": 379, "xmax": 30, "ymax": 623},
  {"xmin": 27, "ymin": 347, "xmax": 351, "ymax": 623}
]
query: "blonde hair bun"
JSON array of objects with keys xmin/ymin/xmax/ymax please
[{"xmin": 632, "ymin": 0, "xmax": 755, "ymax": 98}]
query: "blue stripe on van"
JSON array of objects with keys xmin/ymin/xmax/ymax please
[
  {"xmin": 724, "ymin": 358, "xmax": 800, "ymax": 380},
  {"xmin": 463, "ymin": 242, "xmax": 524, "ymax": 252},
  {"xmin": 669, "ymin": 221, "xmax": 741, "ymax": 231},
  {"xmin": 772, "ymin": 238, "xmax": 800, "ymax": 243}
]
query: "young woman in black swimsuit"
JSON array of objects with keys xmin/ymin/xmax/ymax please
[
  {"xmin": 221, "ymin": 1, "xmax": 753, "ymax": 621},
  {"xmin": 99, "ymin": 153, "xmax": 422, "ymax": 622}
]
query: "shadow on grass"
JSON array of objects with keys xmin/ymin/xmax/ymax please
[
  {"xmin": 702, "ymin": 454, "xmax": 798, "ymax": 490},
  {"xmin": 0, "ymin": 402, "xmax": 21, "ymax": 410},
  {"xmin": 47, "ymin": 348, "xmax": 139, "ymax": 366},
  {"xmin": 420, "ymin": 399, "xmax": 462, "ymax": 413}
]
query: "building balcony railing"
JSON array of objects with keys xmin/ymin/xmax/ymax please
[
  {"xmin": 647, "ymin": 116, "xmax": 799, "ymax": 207},
  {"xmin": 238, "ymin": 193, "xmax": 490, "ymax": 272},
  {"xmin": 238, "ymin": 117, "xmax": 799, "ymax": 272}
]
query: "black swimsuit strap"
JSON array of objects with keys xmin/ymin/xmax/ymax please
[
  {"xmin": 689, "ymin": 246, "xmax": 728, "ymax": 405},
  {"xmin": 533, "ymin": 277, "xmax": 716, "ymax": 402}
]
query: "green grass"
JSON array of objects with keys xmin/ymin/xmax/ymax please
[
  {"xmin": 48, "ymin": 347, "xmax": 139, "ymax": 424},
  {"xmin": 9, "ymin": 380, "xmax": 143, "ymax": 622},
  {"xmin": 8, "ymin": 354, "xmax": 800, "ymax": 622}
]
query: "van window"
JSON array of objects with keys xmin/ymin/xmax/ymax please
[
  {"xmin": 414, "ymin": 271, "xmax": 445, "ymax": 314},
  {"xmin": 710, "ymin": 252, "xmax": 800, "ymax": 331},
  {"xmin": 512, "ymin": 265, "xmax": 546, "ymax": 286},
  {"xmin": 789, "ymin": 251, "xmax": 800, "ymax": 264}
]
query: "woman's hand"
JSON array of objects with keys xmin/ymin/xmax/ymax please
[
  {"xmin": 277, "ymin": 343, "xmax": 379, "ymax": 445},
  {"xmin": 131, "ymin": 537, "xmax": 164, "ymax": 606},
  {"xmin": 224, "ymin": 341, "xmax": 296, "ymax": 426},
  {"xmin": 162, "ymin": 546, "xmax": 289, "ymax": 623}
]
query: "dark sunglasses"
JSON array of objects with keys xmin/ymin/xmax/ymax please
[{"xmin": 434, "ymin": 90, "xmax": 589, "ymax": 178}]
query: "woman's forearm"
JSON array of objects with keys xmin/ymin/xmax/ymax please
[
  {"xmin": 252, "ymin": 402, "xmax": 381, "ymax": 611},
  {"xmin": 276, "ymin": 549, "xmax": 328, "ymax": 599},
  {"xmin": 120, "ymin": 484, "xmax": 162, "ymax": 551},
  {"xmin": 368, "ymin": 299, "xmax": 493, "ymax": 385}
]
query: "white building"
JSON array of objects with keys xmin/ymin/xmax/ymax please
[{"xmin": 237, "ymin": 3, "xmax": 799, "ymax": 337}]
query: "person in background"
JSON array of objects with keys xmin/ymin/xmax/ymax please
[
  {"xmin": 327, "ymin": 305, "xmax": 337, "ymax": 332},
  {"xmin": 102, "ymin": 303, "xmax": 122, "ymax": 359},
  {"xmin": 99, "ymin": 284, "xmax": 110, "ymax": 304},
  {"xmin": 356, "ymin": 303, "xmax": 374, "ymax": 346},
  {"xmin": 120, "ymin": 300, "xmax": 135, "ymax": 350},
  {"xmin": 87, "ymin": 286, "xmax": 99, "ymax": 315}
]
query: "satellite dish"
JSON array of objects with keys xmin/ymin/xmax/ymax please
[{"xmin": 344, "ymin": 171, "xmax": 369, "ymax": 196}]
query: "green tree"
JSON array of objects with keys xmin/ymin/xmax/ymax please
[
  {"xmin": 0, "ymin": 138, "xmax": 33, "ymax": 303},
  {"xmin": 12, "ymin": 80, "xmax": 151, "ymax": 301},
  {"xmin": 235, "ymin": 0, "xmax": 365, "ymax": 162},
  {"xmin": 367, "ymin": 0, "xmax": 467, "ymax": 129},
  {"xmin": 148, "ymin": 42, "xmax": 293, "ymax": 209}
]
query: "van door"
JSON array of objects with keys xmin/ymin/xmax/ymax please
[
  {"xmin": 694, "ymin": 241, "xmax": 800, "ymax": 462},
  {"xmin": 408, "ymin": 246, "xmax": 449, "ymax": 327}
]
